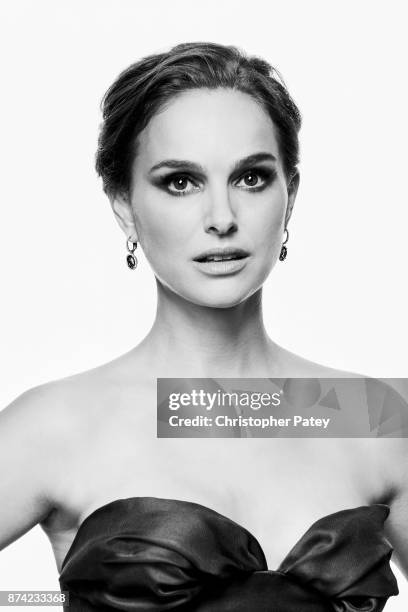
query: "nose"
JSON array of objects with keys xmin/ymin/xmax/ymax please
[{"xmin": 203, "ymin": 186, "xmax": 238, "ymax": 236}]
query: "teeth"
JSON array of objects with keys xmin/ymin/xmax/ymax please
[
  {"xmin": 196, "ymin": 252, "xmax": 247, "ymax": 262},
  {"xmin": 206, "ymin": 255, "xmax": 237, "ymax": 262}
]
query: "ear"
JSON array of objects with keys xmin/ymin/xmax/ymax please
[
  {"xmin": 284, "ymin": 170, "xmax": 300, "ymax": 227},
  {"xmin": 109, "ymin": 191, "xmax": 139, "ymax": 242}
]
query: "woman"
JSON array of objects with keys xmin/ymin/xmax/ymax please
[{"xmin": 0, "ymin": 41, "xmax": 406, "ymax": 610}]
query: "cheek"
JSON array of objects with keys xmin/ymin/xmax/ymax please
[
  {"xmin": 131, "ymin": 198, "xmax": 185, "ymax": 264},
  {"xmin": 246, "ymin": 195, "xmax": 287, "ymax": 254}
]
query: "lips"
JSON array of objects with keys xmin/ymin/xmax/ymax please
[{"xmin": 193, "ymin": 247, "xmax": 249, "ymax": 263}]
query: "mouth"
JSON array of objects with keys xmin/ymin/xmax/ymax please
[
  {"xmin": 192, "ymin": 247, "xmax": 250, "ymax": 276},
  {"xmin": 193, "ymin": 247, "xmax": 250, "ymax": 263}
]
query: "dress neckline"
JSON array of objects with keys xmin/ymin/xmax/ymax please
[{"xmin": 60, "ymin": 496, "xmax": 391, "ymax": 573}]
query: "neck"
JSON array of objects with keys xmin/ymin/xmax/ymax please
[{"xmin": 137, "ymin": 281, "xmax": 283, "ymax": 378}]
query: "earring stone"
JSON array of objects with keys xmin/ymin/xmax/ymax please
[
  {"xmin": 279, "ymin": 245, "xmax": 287, "ymax": 261},
  {"xmin": 126, "ymin": 238, "xmax": 138, "ymax": 270}
]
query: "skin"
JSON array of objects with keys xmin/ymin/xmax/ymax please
[
  {"xmin": 120, "ymin": 88, "xmax": 296, "ymax": 310},
  {"xmin": 111, "ymin": 88, "xmax": 300, "ymax": 379},
  {"xmin": 0, "ymin": 88, "xmax": 407, "ymax": 585}
]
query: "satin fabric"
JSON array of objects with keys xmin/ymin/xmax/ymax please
[{"xmin": 59, "ymin": 497, "xmax": 399, "ymax": 611}]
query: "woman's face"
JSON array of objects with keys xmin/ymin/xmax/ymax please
[{"xmin": 113, "ymin": 88, "xmax": 298, "ymax": 308}]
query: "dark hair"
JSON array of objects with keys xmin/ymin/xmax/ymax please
[{"xmin": 95, "ymin": 41, "xmax": 302, "ymax": 197}]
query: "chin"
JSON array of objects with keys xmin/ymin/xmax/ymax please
[
  {"xmin": 157, "ymin": 266, "xmax": 271, "ymax": 309},
  {"xmin": 180, "ymin": 284, "xmax": 261, "ymax": 309}
]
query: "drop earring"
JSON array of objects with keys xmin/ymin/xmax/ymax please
[
  {"xmin": 126, "ymin": 237, "xmax": 138, "ymax": 270},
  {"xmin": 279, "ymin": 228, "xmax": 289, "ymax": 261}
]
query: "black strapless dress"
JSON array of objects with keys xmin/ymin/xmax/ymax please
[{"xmin": 59, "ymin": 498, "xmax": 399, "ymax": 611}]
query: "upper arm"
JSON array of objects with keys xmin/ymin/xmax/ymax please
[
  {"xmin": 0, "ymin": 384, "xmax": 71, "ymax": 552},
  {"xmin": 386, "ymin": 484, "xmax": 408, "ymax": 579},
  {"xmin": 368, "ymin": 379, "xmax": 408, "ymax": 577}
]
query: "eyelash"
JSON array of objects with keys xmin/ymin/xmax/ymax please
[{"xmin": 159, "ymin": 168, "xmax": 276, "ymax": 197}]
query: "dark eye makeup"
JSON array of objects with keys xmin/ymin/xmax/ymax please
[{"xmin": 153, "ymin": 166, "xmax": 277, "ymax": 197}]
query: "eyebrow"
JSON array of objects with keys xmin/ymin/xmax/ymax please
[{"xmin": 148, "ymin": 152, "xmax": 277, "ymax": 175}]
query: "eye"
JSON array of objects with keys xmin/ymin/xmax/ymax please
[
  {"xmin": 164, "ymin": 174, "xmax": 200, "ymax": 196},
  {"xmin": 235, "ymin": 168, "xmax": 274, "ymax": 191}
]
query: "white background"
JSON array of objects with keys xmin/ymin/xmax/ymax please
[{"xmin": 0, "ymin": 0, "xmax": 407, "ymax": 609}]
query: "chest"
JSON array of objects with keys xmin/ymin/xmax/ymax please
[{"xmin": 46, "ymin": 388, "xmax": 380, "ymax": 572}]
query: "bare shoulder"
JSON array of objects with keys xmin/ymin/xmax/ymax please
[
  {"xmin": 0, "ymin": 373, "xmax": 97, "ymax": 498},
  {"xmin": 3, "ymin": 368, "xmax": 105, "ymax": 431},
  {"xmin": 1, "ymin": 377, "xmax": 80, "ymax": 446},
  {"xmin": 1, "ymin": 357, "xmax": 131, "ymax": 465},
  {"xmin": 276, "ymin": 344, "xmax": 364, "ymax": 378},
  {"xmin": 0, "ymin": 358, "xmax": 136, "ymax": 554},
  {"xmin": 0, "ymin": 376, "xmax": 85, "ymax": 552},
  {"xmin": 275, "ymin": 346, "xmax": 408, "ymax": 479}
]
